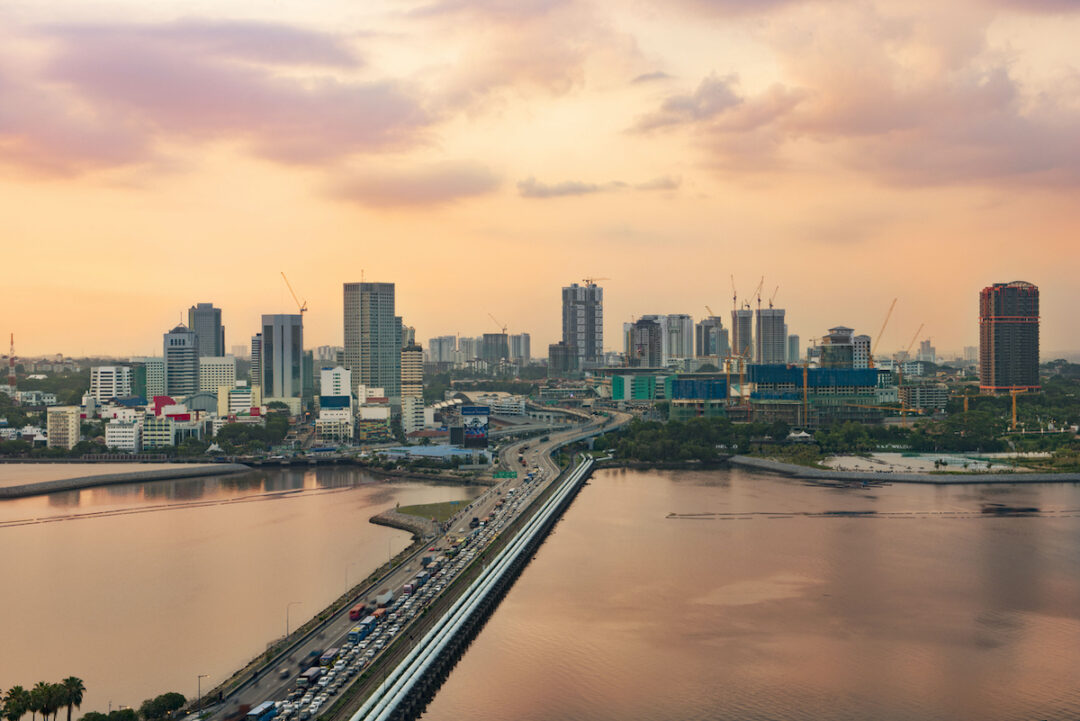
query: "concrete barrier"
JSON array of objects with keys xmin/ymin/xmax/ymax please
[{"xmin": 0, "ymin": 463, "xmax": 252, "ymax": 499}]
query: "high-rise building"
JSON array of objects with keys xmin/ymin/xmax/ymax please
[
  {"xmin": 853, "ymin": 334, "xmax": 871, "ymax": 369},
  {"xmin": 755, "ymin": 308, "xmax": 787, "ymax": 364},
  {"xmin": 46, "ymin": 406, "xmax": 81, "ymax": 450},
  {"xmin": 458, "ymin": 337, "xmax": 480, "ymax": 360},
  {"xmin": 428, "ymin": 336, "xmax": 457, "ymax": 364},
  {"xmin": 250, "ymin": 334, "xmax": 262, "ymax": 390},
  {"xmin": 89, "ymin": 366, "xmax": 133, "ymax": 402},
  {"xmin": 481, "ymin": 333, "xmax": 509, "ymax": 366},
  {"xmin": 916, "ymin": 339, "xmax": 936, "ymax": 364},
  {"xmin": 314, "ymin": 345, "xmax": 344, "ymax": 363},
  {"xmin": 979, "ymin": 281, "xmax": 1040, "ymax": 392},
  {"xmin": 343, "ymin": 282, "xmax": 399, "ymax": 398},
  {"xmin": 132, "ymin": 357, "xmax": 165, "ymax": 399},
  {"xmin": 230, "ymin": 344, "xmax": 249, "ymax": 360},
  {"xmin": 731, "ymin": 309, "xmax": 753, "ymax": 359},
  {"xmin": 695, "ymin": 317, "xmax": 729, "ymax": 359},
  {"xmin": 261, "ymin": 314, "xmax": 304, "ymax": 399},
  {"xmin": 562, "ymin": 282, "xmax": 604, "ymax": 367},
  {"xmin": 401, "ymin": 324, "xmax": 416, "ymax": 347},
  {"xmin": 401, "ymin": 343, "xmax": 423, "ymax": 399},
  {"xmin": 547, "ymin": 341, "xmax": 578, "ymax": 376},
  {"xmin": 665, "ymin": 314, "xmax": 694, "ymax": 360},
  {"xmin": 402, "ymin": 396, "xmax": 425, "ymax": 435},
  {"xmin": 787, "ymin": 334, "xmax": 801, "ymax": 364},
  {"xmin": 820, "ymin": 326, "xmax": 855, "ymax": 369},
  {"xmin": 963, "ymin": 346, "xmax": 978, "ymax": 363},
  {"xmin": 187, "ymin": 303, "xmax": 225, "ymax": 357},
  {"xmin": 163, "ymin": 324, "xmax": 200, "ymax": 396},
  {"xmin": 510, "ymin": 333, "xmax": 531, "ymax": 363},
  {"xmin": 199, "ymin": 356, "xmax": 237, "ymax": 394},
  {"xmin": 628, "ymin": 318, "xmax": 663, "ymax": 367}
]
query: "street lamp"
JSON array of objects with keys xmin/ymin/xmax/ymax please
[
  {"xmin": 285, "ymin": 600, "xmax": 302, "ymax": 638},
  {"xmin": 196, "ymin": 675, "xmax": 208, "ymax": 715}
]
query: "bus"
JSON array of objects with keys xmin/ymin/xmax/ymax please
[
  {"xmin": 247, "ymin": 703, "xmax": 277, "ymax": 721},
  {"xmin": 319, "ymin": 648, "xmax": 339, "ymax": 666},
  {"xmin": 297, "ymin": 667, "xmax": 322, "ymax": 690},
  {"xmin": 349, "ymin": 603, "xmax": 369, "ymax": 621}
]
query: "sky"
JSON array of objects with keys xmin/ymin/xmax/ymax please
[{"xmin": 1, "ymin": 0, "xmax": 1078, "ymax": 359}]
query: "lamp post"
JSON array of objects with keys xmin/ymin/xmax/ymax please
[
  {"xmin": 197, "ymin": 674, "xmax": 208, "ymax": 716},
  {"xmin": 286, "ymin": 600, "xmax": 302, "ymax": 638}
]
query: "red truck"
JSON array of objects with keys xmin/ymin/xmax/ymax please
[{"xmin": 349, "ymin": 603, "xmax": 369, "ymax": 621}]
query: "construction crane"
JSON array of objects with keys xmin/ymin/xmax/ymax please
[
  {"xmin": 868, "ymin": 298, "xmax": 897, "ymax": 369},
  {"xmin": 896, "ymin": 322, "xmax": 925, "ymax": 398},
  {"xmin": 751, "ymin": 276, "xmax": 764, "ymax": 311},
  {"xmin": 768, "ymin": 286, "xmax": 780, "ymax": 309},
  {"xmin": 488, "ymin": 312, "xmax": 507, "ymax": 335},
  {"xmin": 280, "ymin": 272, "xmax": 308, "ymax": 315},
  {"xmin": 581, "ymin": 277, "xmax": 609, "ymax": 286},
  {"xmin": 705, "ymin": 305, "xmax": 717, "ymax": 318},
  {"xmin": 1010, "ymin": 389, "xmax": 1028, "ymax": 431},
  {"xmin": 7, "ymin": 334, "xmax": 15, "ymax": 397},
  {"xmin": 729, "ymin": 276, "xmax": 738, "ymax": 312}
]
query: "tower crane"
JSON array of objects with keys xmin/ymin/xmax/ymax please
[
  {"xmin": 280, "ymin": 272, "xmax": 308, "ymax": 315},
  {"xmin": 582, "ymin": 277, "xmax": 609, "ymax": 286},
  {"xmin": 768, "ymin": 286, "xmax": 780, "ymax": 309},
  {"xmin": 868, "ymin": 298, "xmax": 897, "ymax": 369},
  {"xmin": 488, "ymin": 313, "xmax": 507, "ymax": 335},
  {"xmin": 730, "ymin": 276, "xmax": 738, "ymax": 312},
  {"xmin": 753, "ymin": 276, "xmax": 765, "ymax": 311}
]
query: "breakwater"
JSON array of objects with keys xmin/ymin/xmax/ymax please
[
  {"xmin": 730, "ymin": 455, "xmax": 1080, "ymax": 484},
  {"xmin": 0, "ymin": 463, "xmax": 251, "ymax": 499}
]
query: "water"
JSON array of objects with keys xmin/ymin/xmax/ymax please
[
  {"xmin": 421, "ymin": 468, "xmax": 1080, "ymax": 721},
  {"xmin": 0, "ymin": 463, "xmax": 222, "ymax": 488},
  {"xmin": 0, "ymin": 467, "xmax": 481, "ymax": 712}
]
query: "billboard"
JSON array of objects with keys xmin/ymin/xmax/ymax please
[{"xmin": 461, "ymin": 405, "xmax": 490, "ymax": 448}]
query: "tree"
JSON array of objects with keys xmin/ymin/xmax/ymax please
[
  {"xmin": 5, "ymin": 686, "xmax": 30, "ymax": 721},
  {"xmin": 60, "ymin": 679, "xmax": 84, "ymax": 721},
  {"xmin": 138, "ymin": 694, "xmax": 185, "ymax": 721},
  {"xmin": 28, "ymin": 683, "xmax": 46, "ymax": 721}
]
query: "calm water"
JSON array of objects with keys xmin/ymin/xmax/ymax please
[
  {"xmin": 421, "ymin": 468, "xmax": 1080, "ymax": 721},
  {"xmin": 0, "ymin": 467, "xmax": 481, "ymax": 712},
  {"xmin": 0, "ymin": 463, "xmax": 222, "ymax": 488}
]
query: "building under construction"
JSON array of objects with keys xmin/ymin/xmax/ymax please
[{"xmin": 979, "ymin": 281, "xmax": 1040, "ymax": 393}]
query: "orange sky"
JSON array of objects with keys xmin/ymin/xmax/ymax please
[{"xmin": 1, "ymin": 0, "xmax": 1078, "ymax": 358}]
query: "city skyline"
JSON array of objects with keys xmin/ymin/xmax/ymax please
[{"xmin": 2, "ymin": 1, "xmax": 1079, "ymax": 356}]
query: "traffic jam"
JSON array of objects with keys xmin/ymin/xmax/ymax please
[{"xmin": 247, "ymin": 466, "xmax": 546, "ymax": 721}]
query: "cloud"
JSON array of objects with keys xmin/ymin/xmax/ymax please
[
  {"xmin": 631, "ymin": 71, "xmax": 673, "ymax": 84},
  {"xmin": 633, "ymin": 74, "xmax": 743, "ymax": 131},
  {"xmin": 634, "ymin": 5, "xmax": 1080, "ymax": 185},
  {"xmin": 330, "ymin": 162, "xmax": 501, "ymax": 207},
  {"xmin": 517, "ymin": 175, "xmax": 680, "ymax": 198},
  {"xmin": 0, "ymin": 19, "xmax": 434, "ymax": 175}
]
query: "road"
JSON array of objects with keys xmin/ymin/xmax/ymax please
[{"xmin": 206, "ymin": 409, "xmax": 629, "ymax": 721}]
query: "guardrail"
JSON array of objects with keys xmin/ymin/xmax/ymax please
[{"xmin": 349, "ymin": 455, "xmax": 595, "ymax": 721}]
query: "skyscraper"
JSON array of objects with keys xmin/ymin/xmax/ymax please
[
  {"xmin": 695, "ymin": 316, "xmax": 729, "ymax": 359},
  {"xmin": 628, "ymin": 318, "xmax": 662, "ymax": 367},
  {"xmin": 562, "ymin": 282, "xmax": 604, "ymax": 367},
  {"xmin": 820, "ymin": 326, "xmax": 855, "ymax": 369},
  {"xmin": 510, "ymin": 333, "xmax": 531, "ymax": 363},
  {"xmin": 261, "ymin": 314, "xmax": 304, "ymax": 399},
  {"xmin": 731, "ymin": 309, "xmax": 753, "ymax": 359},
  {"xmin": 481, "ymin": 333, "xmax": 509, "ymax": 366},
  {"xmin": 401, "ymin": 343, "xmax": 423, "ymax": 399},
  {"xmin": 343, "ymin": 282, "xmax": 400, "ymax": 398},
  {"xmin": 787, "ymin": 334, "xmax": 801, "ymax": 364},
  {"xmin": 979, "ymin": 281, "xmax": 1040, "ymax": 392},
  {"xmin": 428, "ymin": 336, "xmax": 457, "ymax": 363},
  {"xmin": 163, "ymin": 324, "xmax": 199, "ymax": 396},
  {"xmin": 250, "ymin": 334, "xmax": 262, "ymax": 390},
  {"xmin": 187, "ymin": 303, "xmax": 225, "ymax": 357},
  {"xmin": 853, "ymin": 334, "xmax": 871, "ymax": 369},
  {"xmin": 665, "ymin": 314, "xmax": 694, "ymax": 360},
  {"xmin": 755, "ymin": 308, "xmax": 787, "ymax": 364}
]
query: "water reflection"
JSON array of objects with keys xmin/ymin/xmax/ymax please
[{"xmin": 421, "ymin": 470, "xmax": 1080, "ymax": 721}]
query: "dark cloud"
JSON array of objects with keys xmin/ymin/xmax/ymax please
[{"xmin": 331, "ymin": 162, "xmax": 501, "ymax": 207}]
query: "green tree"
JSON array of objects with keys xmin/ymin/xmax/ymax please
[
  {"xmin": 60, "ymin": 679, "xmax": 84, "ymax": 721},
  {"xmin": 4, "ymin": 686, "xmax": 30, "ymax": 721},
  {"xmin": 138, "ymin": 694, "xmax": 185, "ymax": 721}
]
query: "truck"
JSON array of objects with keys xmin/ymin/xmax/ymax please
[
  {"xmin": 375, "ymin": 589, "xmax": 395, "ymax": 607},
  {"xmin": 373, "ymin": 607, "xmax": 387, "ymax": 622},
  {"xmin": 403, "ymin": 582, "xmax": 415, "ymax": 596},
  {"xmin": 349, "ymin": 603, "xmax": 369, "ymax": 621},
  {"xmin": 297, "ymin": 667, "xmax": 322, "ymax": 690},
  {"xmin": 223, "ymin": 705, "xmax": 251, "ymax": 721},
  {"xmin": 319, "ymin": 648, "xmax": 339, "ymax": 666},
  {"xmin": 469, "ymin": 517, "xmax": 480, "ymax": 529}
]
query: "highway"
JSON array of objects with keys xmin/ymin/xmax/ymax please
[{"xmin": 206, "ymin": 408, "xmax": 628, "ymax": 721}]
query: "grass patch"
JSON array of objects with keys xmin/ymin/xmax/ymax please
[{"xmin": 397, "ymin": 500, "xmax": 467, "ymax": 523}]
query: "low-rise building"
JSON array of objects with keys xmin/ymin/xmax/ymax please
[
  {"xmin": 46, "ymin": 406, "xmax": 81, "ymax": 450},
  {"xmin": 105, "ymin": 420, "xmax": 142, "ymax": 452}
]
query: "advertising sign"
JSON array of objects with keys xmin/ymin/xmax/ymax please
[{"xmin": 461, "ymin": 405, "xmax": 490, "ymax": 448}]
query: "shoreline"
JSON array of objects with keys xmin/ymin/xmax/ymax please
[
  {"xmin": 0, "ymin": 463, "xmax": 252, "ymax": 499},
  {"xmin": 728, "ymin": 455, "xmax": 1080, "ymax": 484}
]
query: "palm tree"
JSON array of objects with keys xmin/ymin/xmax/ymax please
[
  {"xmin": 45, "ymin": 686, "xmax": 66, "ymax": 721},
  {"xmin": 4, "ymin": 686, "xmax": 30, "ymax": 721},
  {"xmin": 27, "ymin": 683, "xmax": 47, "ymax": 721},
  {"xmin": 59, "ymin": 680, "xmax": 84, "ymax": 721}
]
